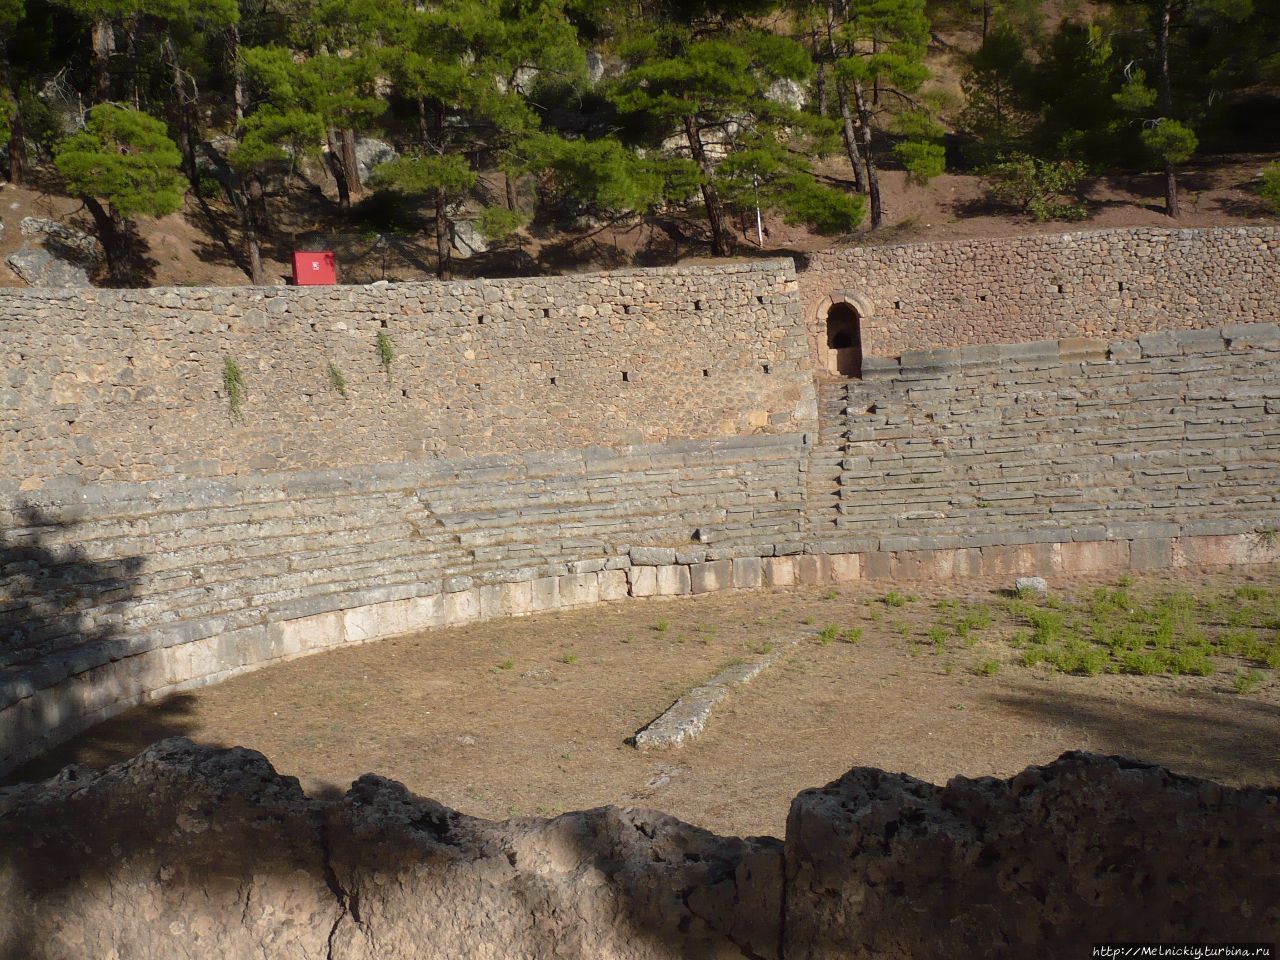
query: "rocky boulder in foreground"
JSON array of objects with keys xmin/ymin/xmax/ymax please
[{"xmin": 0, "ymin": 740, "xmax": 1275, "ymax": 960}]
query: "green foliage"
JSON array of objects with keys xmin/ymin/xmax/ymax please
[
  {"xmin": 716, "ymin": 136, "xmax": 865, "ymax": 234},
  {"xmin": 326, "ymin": 362, "xmax": 348, "ymax": 398},
  {"xmin": 894, "ymin": 138, "xmax": 946, "ymax": 186},
  {"xmin": 958, "ymin": 23, "xmax": 1034, "ymax": 163},
  {"xmin": 53, "ymin": 104, "xmax": 184, "ymax": 217},
  {"xmin": 1234, "ymin": 670, "xmax": 1264, "ymax": 695},
  {"xmin": 375, "ymin": 331, "xmax": 394, "ymax": 376},
  {"xmin": 611, "ymin": 17, "xmax": 857, "ymax": 244},
  {"xmin": 983, "ymin": 152, "xmax": 1088, "ymax": 222},
  {"xmin": 371, "ymin": 154, "xmax": 477, "ymax": 200},
  {"xmin": 222, "ymin": 357, "xmax": 246, "ymax": 423},
  {"xmin": 523, "ymin": 134, "xmax": 694, "ymax": 214},
  {"xmin": 775, "ymin": 173, "xmax": 866, "ymax": 234},
  {"xmin": 818, "ymin": 624, "xmax": 839, "ymax": 644},
  {"xmin": 229, "ymin": 107, "xmax": 326, "ymax": 175},
  {"xmin": 998, "ymin": 578, "xmax": 1280, "ymax": 680},
  {"xmin": 1140, "ymin": 119, "xmax": 1198, "ymax": 167},
  {"xmin": 975, "ymin": 658, "xmax": 1001, "ymax": 676},
  {"xmin": 1028, "ymin": 20, "xmax": 1122, "ymax": 162},
  {"xmin": 477, "ymin": 206, "xmax": 528, "ymax": 242}
]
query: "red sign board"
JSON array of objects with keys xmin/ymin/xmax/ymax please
[{"xmin": 292, "ymin": 251, "xmax": 336, "ymax": 285}]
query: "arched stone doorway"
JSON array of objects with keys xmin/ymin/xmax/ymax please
[{"xmin": 825, "ymin": 302, "xmax": 863, "ymax": 377}]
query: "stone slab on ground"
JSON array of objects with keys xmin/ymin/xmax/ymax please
[{"xmin": 631, "ymin": 640, "xmax": 795, "ymax": 750}]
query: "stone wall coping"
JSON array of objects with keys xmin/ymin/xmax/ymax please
[
  {"xmin": 803, "ymin": 224, "xmax": 1280, "ymax": 265},
  {"xmin": 0, "ymin": 256, "xmax": 800, "ymax": 302}
]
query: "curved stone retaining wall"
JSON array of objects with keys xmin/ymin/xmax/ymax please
[
  {"xmin": 2, "ymin": 259, "xmax": 813, "ymax": 487},
  {"xmin": 3, "ymin": 239, "xmax": 1279, "ymax": 776},
  {"xmin": 799, "ymin": 226, "xmax": 1280, "ymax": 359}
]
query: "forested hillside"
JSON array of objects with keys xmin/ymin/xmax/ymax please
[{"xmin": 0, "ymin": 0, "xmax": 1277, "ymax": 287}]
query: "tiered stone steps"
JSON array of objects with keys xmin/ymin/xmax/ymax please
[{"xmin": 805, "ymin": 378, "xmax": 851, "ymax": 532}]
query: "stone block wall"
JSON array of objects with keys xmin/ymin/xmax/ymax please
[
  {"xmin": 2, "ymin": 259, "xmax": 814, "ymax": 487},
  {"xmin": 0, "ymin": 433, "xmax": 810, "ymax": 772},
  {"xmin": 3, "ymin": 240, "xmax": 1280, "ymax": 777},
  {"xmin": 808, "ymin": 323, "xmax": 1280, "ymax": 566},
  {"xmin": 799, "ymin": 227, "xmax": 1280, "ymax": 358}
]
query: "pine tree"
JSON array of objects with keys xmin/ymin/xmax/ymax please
[
  {"xmin": 958, "ymin": 22, "xmax": 1035, "ymax": 163},
  {"xmin": 54, "ymin": 103, "xmax": 185, "ymax": 283},
  {"xmin": 1110, "ymin": 0, "xmax": 1257, "ymax": 217},
  {"xmin": 240, "ymin": 41, "xmax": 383, "ymax": 209},
  {"xmin": 0, "ymin": 0, "xmax": 23, "ymax": 182},
  {"xmin": 612, "ymin": 6, "xmax": 860, "ymax": 254},
  {"xmin": 827, "ymin": 0, "xmax": 944, "ymax": 228},
  {"xmin": 363, "ymin": 0, "xmax": 583, "ymax": 278}
]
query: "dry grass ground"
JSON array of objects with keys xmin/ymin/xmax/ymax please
[{"xmin": 11, "ymin": 565, "xmax": 1280, "ymax": 838}]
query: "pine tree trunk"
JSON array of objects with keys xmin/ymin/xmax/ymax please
[
  {"xmin": 230, "ymin": 24, "xmax": 244, "ymax": 122},
  {"xmin": 684, "ymin": 115, "xmax": 730, "ymax": 257},
  {"xmin": 340, "ymin": 128, "xmax": 362, "ymax": 199},
  {"xmin": 124, "ymin": 20, "xmax": 139, "ymax": 108},
  {"xmin": 417, "ymin": 98, "xmax": 430, "ymax": 145},
  {"xmin": 246, "ymin": 175, "xmax": 267, "ymax": 285},
  {"xmin": 506, "ymin": 173, "xmax": 518, "ymax": 211},
  {"xmin": 852, "ymin": 81, "xmax": 882, "ymax": 228},
  {"xmin": 247, "ymin": 225, "xmax": 264, "ymax": 285},
  {"xmin": 825, "ymin": 2, "xmax": 866, "ymax": 193},
  {"xmin": 91, "ymin": 20, "xmax": 114, "ymax": 103},
  {"xmin": 811, "ymin": 26, "xmax": 827, "ymax": 118},
  {"xmin": 164, "ymin": 33, "xmax": 197, "ymax": 184},
  {"xmin": 85, "ymin": 196, "xmax": 124, "ymax": 284},
  {"xmin": 435, "ymin": 187, "xmax": 451, "ymax": 280},
  {"xmin": 1155, "ymin": 0, "xmax": 1179, "ymax": 218},
  {"xmin": 6, "ymin": 101, "xmax": 23, "ymax": 185},
  {"xmin": 326, "ymin": 129, "xmax": 351, "ymax": 209}
]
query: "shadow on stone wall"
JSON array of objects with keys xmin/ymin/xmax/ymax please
[{"xmin": 0, "ymin": 503, "xmax": 197, "ymax": 779}]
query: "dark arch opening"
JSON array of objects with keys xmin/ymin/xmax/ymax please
[{"xmin": 826, "ymin": 302, "xmax": 862, "ymax": 377}]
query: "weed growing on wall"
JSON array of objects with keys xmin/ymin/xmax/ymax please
[
  {"xmin": 222, "ymin": 357, "xmax": 246, "ymax": 423},
  {"xmin": 376, "ymin": 331, "xmax": 394, "ymax": 378},
  {"xmin": 327, "ymin": 362, "xmax": 349, "ymax": 398}
]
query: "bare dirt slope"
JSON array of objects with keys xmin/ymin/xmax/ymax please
[{"xmin": 2, "ymin": 152, "xmax": 1275, "ymax": 289}]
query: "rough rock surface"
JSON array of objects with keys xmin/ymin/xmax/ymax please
[
  {"xmin": 354, "ymin": 137, "xmax": 397, "ymax": 183},
  {"xmin": 5, "ymin": 248, "xmax": 93, "ymax": 287},
  {"xmin": 784, "ymin": 753, "xmax": 1280, "ymax": 959},
  {"xmin": 0, "ymin": 739, "xmax": 338, "ymax": 959},
  {"xmin": 7, "ymin": 217, "xmax": 100, "ymax": 287},
  {"xmin": 632, "ymin": 641, "xmax": 793, "ymax": 750},
  {"xmin": 766, "ymin": 78, "xmax": 807, "ymax": 111},
  {"xmin": 1, "ymin": 742, "xmax": 1276, "ymax": 960},
  {"xmin": 20, "ymin": 216, "xmax": 100, "ymax": 262},
  {"xmin": 451, "ymin": 218, "xmax": 489, "ymax": 257},
  {"xmin": 0, "ymin": 739, "xmax": 782, "ymax": 960}
]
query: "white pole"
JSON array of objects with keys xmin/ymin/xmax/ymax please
[{"xmin": 753, "ymin": 175, "xmax": 764, "ymax": 247}]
